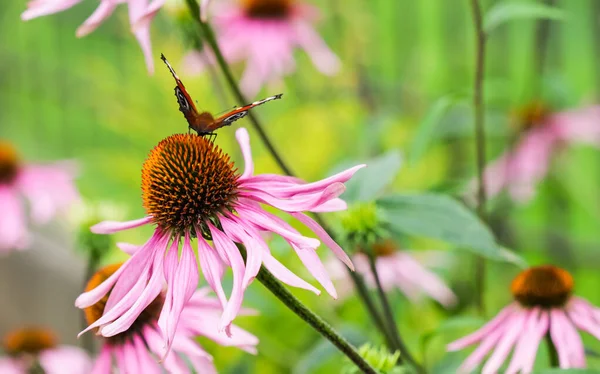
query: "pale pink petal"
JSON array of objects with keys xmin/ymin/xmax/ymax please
[
  {"xmin": 21, "ymin": 0, "xmax": 82, "ymax": 21},
  {"xmin": 157, "ymin": 239, "xmax": 180, "ymax": 352},
  {"xmin": 560, "ymin": 311, "xmax": 586, "ymax": 368},
  {"xmin": 208, "ymin": 223, "xmax": 246, "ymax": 333},
  {"xmin": 481, "ymin": 311, "xmax": 527, "ymax": 373},
  {"xmin": 290, "ymin": 212, "xmax": 354, "ymax": 270},
  {"xmin": 0, "ymin": 357, "xmax": 25, "ymax": 374},
  {"xmin": 552, "ymin": 106, "xmax": 600, "ymax": 145},
  {"xmin": 200, "ymin": 0, "xmax": 211, "ymax": 21},
  {"xmin": 457, "ymin": 322, "xmax": 507, "ymax": 374},
  {"xmin": 91, "ymin": 346, "xmax": 112, "ymax": 374},
  {"xmin": 520, "ymin": 310, "xmax": 550, "ymax": 373},
  {"xmin": 262, "ymin": 252, "xmax": 320, "ymax": 294},
  {"xmin": 132, "ymin": 334, "xmax": 161, "ymax": 374},
  {"xmin": 76, "ymin": 1, "xmax": 118, "ymax": 37},
  {"xmin": 235, "ymin": 128, "xmax": 254, "ymax": 179},
  {"xmin": 240, "ymin": 182, "xmax": 346, "ymax": 212},
  {"xmin": 550, "ymin": 309, "xmax": 571, "ymax": 368},
  {"xmin": 220, "ymin": 216, "xmax": 262, "ymax": 288},
  {"xmin": 121, "ymin": 341, "xmax": 138, "ymax": 374},
  {"xmin": 505, "ymin": 308, "xmax": 540, "ymax": 374},
  {"xmin": 196, "ymin": 236, "xmax": 228, "ymax": 308},
  {"xmin": 144, "ymin": 326, "xmax": 191, "ymax": 374},
  {"xmin": 309, "ymin": 198, "xmax": 347, "ymax": 212},
  {"xmin": 90, "ymin": 216, "xmax": 153, "ymax": 234},
  {"xmin": 0, "ymin": 186, "xmax": 28, "ymax": 252},
  {"xmin": 447, "ymin": 304, "xmax": 516, "ymax": 351},
  {"xmin": 292, "ymin": 20, "xmax": 340, "ymax": 75},
  {"xmin": 116, "ymin": 242, "xmax": 139, "ymax": 255},
  {"xmin": 39, "ymin": 345, "xmax": 92, "ymax": 374}
]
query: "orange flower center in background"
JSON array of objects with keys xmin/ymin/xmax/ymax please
[
  {"xmin": 3, "ymin": 327, "xmax": 57, "ymax": 356},
  {"xmin": 511, "ymin": 265, "xmax": 573, "ymax": 308},
  {"xmin": 242, "ymin": 0, "xmax": 293, "ymax": 19},
  {"xmin": 371, "ymin": 239, "xmax": 396, "ymax": 257},
  {"xmin": 84, "ymin": 263, "xmax": 164, "ymax": 345},
  {"xmin": 141, "ymin": 134, "xmax": 239, "ymax": 236},
  {"xmin": 0, "ymin": 141, "xmax": 20, "ymax": 184},
  {"xmin": 512, "ymin": 101, "xmax": 549, "ymax": 132}
]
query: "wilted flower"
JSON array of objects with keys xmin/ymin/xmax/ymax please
[
  {"xmin": 21, "ymin": 0, "xmax": 164, "ymax": 74},
  {"xmin": 82, "ymin": 263, "xmax": 258, "ymax": 372},
  {"xmin": 448, "ymin": 265, "xmax": 600, "ymax": 373},
  {"xmin": 330, "ymin": 239, "xmax": 457, "ymax": 308},
  {"xmin": 468, "ymin": 103, "xmax": 600, "ymax": 203},
  {"xmin": 0, "ymin": 140, "xmax": 79, "ymax": 253},
  {"xmin": 184, "ymin": 0, "xmax": 340, "ymax": 97},
  {"xmin": 0, "ymin": 327, "xmax": 91, "ymax": 374},
  {"xmin": 76, "ymin": 127, "xmax": 361, "ymax": 352}
]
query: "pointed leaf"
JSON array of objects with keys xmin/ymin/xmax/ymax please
[
  {"xmin": 342, "ymin": 150, "xmax": 403, "ymax": 203},
  {"xmin": 484, "ymin": 2, "xmax": 565, "ymax": 34}
]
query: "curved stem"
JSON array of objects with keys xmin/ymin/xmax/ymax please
[
  {"xmin": 469, "ymin": 0, "xmax": 488, "ymax": 317},
  {"xmin": 185, "ymin": 0, "xmax": 294, "ymax": 176},
  {"xmin": 257, "ymin": 263, "xmax": 377, "ymax": 373},
  {"xmin": 367, "ymin": 254, "xmax": 423, "ymax": 373}
]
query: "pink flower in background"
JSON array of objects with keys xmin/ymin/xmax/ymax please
[
  {"xmin": 468, "ymin": 104, "xmax": 600, "ymax": 203},
  {"xmin": 329, "ymin": 240, "xmax": 457, "ymax": 308},
  {"xmin": 76, "ymin": 127, "xmax": 361, "ymax": 353},
  {"xmin": 82, "ymin": 263, "xmax": 258, "ymax": 373},
  {"xmin": 0, "ymin": 141, "xmax": 79, "ymax": 253},
  {"xmin": 448, "ymin": 265, "xmax": 600, "ymax": 373},
  {"xmin": 21, "ymin": 0, "xmax": 164, "ymax": 74},
  {"xmin": 0, "ymin": 327, "xmax": 91, "ymax": 374},
  {"xmin": 185, "ymin": 0, "xmax": 340, "ymax": 97}
]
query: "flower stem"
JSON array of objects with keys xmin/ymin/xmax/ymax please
[
  {"xmin": 469, "ymin": 0, "xmax": 488, "ymax": 317},
  {"xmin": 367, "ymin": 254, "xmax": 424, "ymax": 373},
  {"xmin": 545, "ymin": 333, "xmax": 559, "ymax": 367},
  {"xmin": 257, "ymin": 265, "xmax": 378, "ymax": 373},
  {"xmin": 184, "ymin": 0, "xmax": 294, "ymax": 176}
]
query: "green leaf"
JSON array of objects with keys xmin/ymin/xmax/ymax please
[
  {"xmin": 484, "ymin": 2, "xmax": 566, "ymax": 34},
  {"xmin": 410, "ymin": 96, "xmax": 455, "ymax": 164},
  {"xmin": 342, "ymin": 150, "xmax": 403, "ymax": 203},
  {"xmin": 420, "ymin": 316, "xmax": 486, "ymax": 359},
  {"xmin": 377, "ymin": 193, "xmax": 519, "ymax": 262}
]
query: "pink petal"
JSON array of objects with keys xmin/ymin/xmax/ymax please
[
  {"xmin": 180, "ymin": 309, "xmax": 259, "ymax": 350},
  {"xmin": 235, "ymin": 128, "xmax": 254, "ymax": 179},
  {"xmin": 116, "ymin": 242, "xmax": 139, "ymax": 255},
  {"xmin": 505, "ymin": 308, "xmax": 541, "ymax": 374},
  {"xmin": 220, "ymin": 216, "xmax": 263, "ymax": 288},
  {"xmin": 550, "ymin": 308, "xmax": 570, "ymax": 368},
  {"xmin": 552, "ymin": 106, "xmax": 600, "ymax": 145},
  {"xmin": 143, "ymin": 326, "xmax": 191, "ymax": 374},
  {"xmin": 481, "ymin": 311, "xmax": 527, "ymax": 373},
  {"xmin": 132, "ymin": 334, "xmax": 161, "ymax": 374},
  {"xmin": 91, "ymin": 346, "xmax": 112, "ymax": 374},
  {"xmin": 457, "ymin": 323, "xmax": 506, "ymax": 373},
  {"xmin": 0, "ymin": 357, "xmax": 24, "ymax": 374},
  {"xmin": 196, "ymin": 236, "xmax": 228, "ymax": 308},
  {"xmin": 262, "ymin": 252, "xmax": 320, "ymax": 294},
  {"xmin": 21, "ymin": 0, "xmax": 82, "ymax": 21},
  {"xmin": 520, "ymin": 310, "xmax": 550, "ymax": 373},
  {"xmin": 90, "ymin": 216, "xmax": 153, "ymax": 234},
  {"xmin": 290, "ymin": 212, "xmax": 353, "ymax": 269},
  {"xmin": 121, "ymin": 341, "xmax": 138, "ymax": 374},
  {"xmin": 208, "ymin": 223, "xmax": 246, "ymax": 332},
  {"xmin": 0, "ymin": 186, "xmax": 27, "ymax": 252},
  {"xmin": 157, "ymin": 239, "xmax": 180, "ymax": 351},
  {"xmin": 76, "ymin": 0, "xmax": 118, "ymax": 37},
  {"xmin": 447, "ymin": 304, "xmax": 516, "ymax": 350},
  {"xmin": 38, "ymin": 346, "xmax": 92, "ymax": 374},
  {"xmin": 309, "ymin": 198, "xmax": 347, "ymax": 212},
  {"xmin": 200, "ymin": 0, "xmax": 211, "ymax": 21},
  {"xmin": 559, "ymin": 310, "xmax": 586, "ymax": 368},
  {"xmin": 239, "ymin": 182, "xmax": 346, "ymax": 212}
]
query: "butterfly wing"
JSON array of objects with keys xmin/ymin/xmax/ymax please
[
  {"xmin": 161, "ymin": 54, "xmax": 208, "ymax": 131},
  {"xmin": 209, "ymin": 94, "xmax": 284, "ymax": 132}
]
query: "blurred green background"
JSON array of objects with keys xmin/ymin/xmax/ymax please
[{"xmin": 2, "ymin": 0, "xmax": 600, "ymax": 372}]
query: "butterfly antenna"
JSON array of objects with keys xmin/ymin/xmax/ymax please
[{"xmin": 160, "ymin": 53, "xmax": 180, "ymax": 80}]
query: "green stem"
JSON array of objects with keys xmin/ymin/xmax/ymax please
[
  {"xmin": 367, "ymin": 254, "xmax": 424, "ymax": 373},
  {"xmin": 545, "ymin": 333, "xmax": 559, "ymax": 367},
  {"xmin": 469, "ymin": 0, "xmax": 488, "ymax": 317},
  {"xmin": 256, "ymin": 265, "xmax": 378, "ymax": 373},
  {"xmin": 185, "ymin": 0, "xmax": 293, "ymax": 176}
]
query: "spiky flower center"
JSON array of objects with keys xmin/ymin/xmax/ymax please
[
  {"xmin": 511, "ymin": 265, "xmax": 573, "ymax": 308},
  {"xmin": 371, "ymin": 239, "xmax": 396, "ymax": 257},
  {"xmin": 513, "ymin": 101, "xmax": 549, "ymax": 132},
  {"xmin": 242, "ymin": 0, "xmax": 293, "ymax": 19},
  {"xmin": 84, "ymin": 263, "xmax": 164, "ymax": 345},
  {"xmin": 0, "ymin": 141, "xmax": 20, "ymax": 184},
  {"xmin": 141, "ymin": 134, "xmax": 239, "ymax": 236},
  {"xmin": 3, "ymin": 327, "xmax": 57, "ymax": 356}
]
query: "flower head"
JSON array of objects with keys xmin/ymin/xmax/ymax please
[
  {"xmin": 184, "ymin": 0, "xmax": 340, "ymax": 97},
  {"xmin": 76, "ymin": 128, "xmax": 361, "ymax": 353},
  {"xmin": 84, "ymin": 263, "xmax": 258, "ymax": 373},
  {"xmin": 21, "ymin": 0, "xmax": 164, "ymax": 74},
  {"xmin": 467, "ymin": 104, "xmax": 600, "ymax": 203},
  {"xmin": 0, "ymin": 140, "xmax": 79, "ymax": 253},
  {"xmin": 0, "ymin": 327, "xmax": 91, "ymax": 374},
  {"xmin": 447, "ymin": 265, "xmax": 600, "ymax": 373}
]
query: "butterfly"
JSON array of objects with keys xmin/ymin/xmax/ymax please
[{"xmin": 161, "ymin": 54, "xmax": 283, "ymax": 136}]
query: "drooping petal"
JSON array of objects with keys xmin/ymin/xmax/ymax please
[
  {"xmin": 21, "ymin": 0, "xmax": 82, "ymax": 21},
  {"xmin": 132, "ymin": 334, "xmax": 162, "ymax": 374},
  {"xmin": 116, "ymin": 242, "xmax": 140, "ymax": 255},
  {"xmin": 550, "ymin": 308, "xmax": 571, "ymax": 368},
  {"xmin": 262, "ymin": 252, "xmax": 320, "ymax": 294},
  {"xmin": 0, "ymin": 357, "xmax": 25, "ymax": 374},
  {"xmin": 481, "ymin": 311, "xmax": 527, "ymax": 373},
  {"xmin": 505, "ymin": 308, "xmax": 540, "ymax": 374},
  {"xmin": 91, "ymin": 216, "xmax": 153, "ymax": 234},
  {"xmin": 76, "ymin": 0, "xmax": 118, "ymax": 37},
  {"xmin": 235, "ymin": 127, "xmax": 254, "ymax": 179},
  {"xmin": 196, "ymin": 235, "xmax": 228, "ymax": 308},
  {"xmin": 90, "ymin": 345, "xmax": 113, "ymax": 374},
  {"xmin": 0, "ymin": 186, "xmax": 28, "ymax": 253},
  {"xmin": 447, "ymin": 304, "xmax": 516, "ymax": 350},
  {"xmin": 220, "ymin": 216, "xmax": 263, "ymax": 289},
  {"xmin": 456, "ymin": 323, "xmax": 506, "ymax": 374},
  {"xmin": 144, "ymin": 326, "xmax": 191, "ymax": 374},
  {"xmin": 239, "ymin": 182, "xmax": 346, "ymax": 212},
  {"xmin": 552, "ymin": 106, "xmax": 600, "ymax": 146}
]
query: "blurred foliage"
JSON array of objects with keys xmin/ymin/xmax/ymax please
[{"xmin": 2, "ymin": 0, "xmax": 600, "ymax": 373}]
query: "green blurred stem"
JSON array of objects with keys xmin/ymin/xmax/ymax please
[
  {"xmin": 469, "ymin": 0, "xmax": 488, "ymax": 317},
  {"xmin": 367, "ymin": 254, "xmax": 424, "ymax": 373},
  {"xmin": 184, "ymin": 0, "xmax": 293, "ymax": 176},
  {"xmin": 545, "ymin": 334, "xmax": 559, "ymax": 367}
]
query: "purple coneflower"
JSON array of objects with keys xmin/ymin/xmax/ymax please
[
  {"xmin": 184, "ymin": 0, "xmax": 340, "ymax": 97},
  {"xmin": 468, "ymin": 103, "xmax": 600, "ymax": 203},
  {"xmin": 0, "ymin": 140, "xmax": 79, "ymax": 253},
  {"xmin": 83, "ymin": 263, "xmax": 258, "ymax": 373},
  {"xmin": 21, "ymin": 0, "xmax": 164, "ymax": 74},
  {"xmin": 0, "ymin": 327, "xmax": 91, "ymax": 374},
  {"xmin": 448, "ymin": 265, "xmax": 600, "ymax": 373},
  {"xmin": 76, "ymin": 128, "xmax": 361, "ymax": 351}
]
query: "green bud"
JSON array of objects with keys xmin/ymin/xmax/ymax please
[
  {"xmin": 337, "ymin": 202, "xmax": 388, "ymax": 251},
  {"xmin": 342, "ymin": 343, "xmax": 411, "ymax": 374}
]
